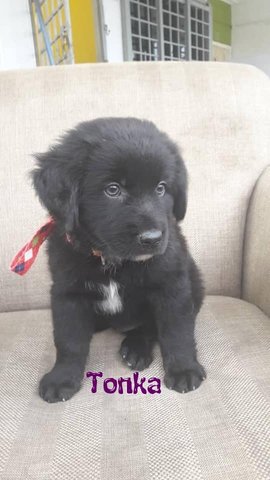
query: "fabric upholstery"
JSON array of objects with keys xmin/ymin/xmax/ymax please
[
  {"xmin": 242, "ymin": 166, "xmax": 270, "ymax": 317},
  {"xmin": 0, "ymin": 296, "xmax": 269, "ymax": 479},
  {"xmin": 1, "ymin": 62, "xmax": 270, "ymax": 311}
]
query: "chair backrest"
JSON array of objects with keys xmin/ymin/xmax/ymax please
[{"xmin": 1, "ymin": 62, "xmax": 270, "ymax": 312}]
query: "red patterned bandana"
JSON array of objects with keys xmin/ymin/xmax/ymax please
[
  {"xmin": 10, "ymin": 217, "xmax": 56, "ymax": 275},
  {"xmin": 10, "ymin": 218, "xmax": 104, "ymax": 275}
]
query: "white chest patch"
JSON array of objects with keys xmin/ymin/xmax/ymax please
[{"xmin": 97, "ymin": 281, "xmax": 123, "ymax": 315}]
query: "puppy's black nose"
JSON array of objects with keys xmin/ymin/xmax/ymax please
[{"xmin": 139, "ymin": 230, "xmax": 162, "ymax": 246}]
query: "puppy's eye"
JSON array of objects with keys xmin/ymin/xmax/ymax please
[
  {"xmin": 155, "ymin": 182, "xmax": 166, "ymax": 197},
  {"xmin": 105, "ymin": 183, "xmax": 121, "ymax": 197}
]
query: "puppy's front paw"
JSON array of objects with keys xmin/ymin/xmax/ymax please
[
  {"xmin": 164, "ymin": 362, "xmax": 206, "ymax": 393},
  {"xmin": 120, "ymin": 336, "xmax": 153, "ymax": 371},
  {"xmin": 39, "ymin": 370, "xmax": 81, "ymax": 403}
]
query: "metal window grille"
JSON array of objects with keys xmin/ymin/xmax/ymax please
[
  {"xmin": 162, "ymin": 0, "xmax": 186, "ymax": 60},
  {"xmin": 129, "ymin": 0, "xmax": 159, "ymax": 61},
  {"xmin": 189, "ymin": 1, "xmax": 210, "ymax": 61},
  {"xmin": 122, "ymin": 0, "xmax": 211, "ymax": 62}
]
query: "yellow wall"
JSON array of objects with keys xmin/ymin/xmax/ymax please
[{"xmin": 69, "ymin": 0, "xmax": 97, "ymax": 63}]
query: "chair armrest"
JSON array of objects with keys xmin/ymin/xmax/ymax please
[{"xmin": 242, "ymin": 166, "xmax": 270, "ymax": 316}]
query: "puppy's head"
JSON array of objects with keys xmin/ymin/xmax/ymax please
[{"xmin": 32, "ymin": 118, "xmax": 187, "ymax": 262}]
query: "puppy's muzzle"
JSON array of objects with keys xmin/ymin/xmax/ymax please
[{"xmin": 138, "ymin": 230, "xmax": 163, "ymax": 247}]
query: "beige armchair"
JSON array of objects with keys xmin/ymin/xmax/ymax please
[{"xmin": 0, "ymin": 62, "xmax": 269, "ymax": 479}]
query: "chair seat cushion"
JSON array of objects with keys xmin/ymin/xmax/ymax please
[{"xmin": 0, "ymin": 296, "xmax": 269, "ymax": 479}]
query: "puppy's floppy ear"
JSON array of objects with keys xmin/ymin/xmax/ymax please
[
  {"xmin": 172, "ymin": 157, "xmax": 188, "ymax": 221},
  {"xmin": 31, "ymin": 150, "xmax": 79, "ymax": 233},
  {"xmin": 165, "ymin": 139, "xmax": 188, "ymax": 221}
]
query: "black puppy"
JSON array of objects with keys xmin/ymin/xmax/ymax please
[{"xmin": 32, "ymin": 117, "xmax": 205, "ymax": 403}]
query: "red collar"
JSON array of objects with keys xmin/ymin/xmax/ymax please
[{"xmin": 10, "ymin": 217, "xmax": 103, "ymax": 275}]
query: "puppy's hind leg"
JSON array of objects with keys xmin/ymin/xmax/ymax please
[{"xmin": 119, "ymin": 318, "xmax": 157, "ymax": 371}]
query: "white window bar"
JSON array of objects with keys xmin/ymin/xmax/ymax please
[
  {"xmin": 189, "ymin": 0, "xmax": 211, "ymax": 61},
  {"xmin": 122, "ymin": 0, "xmax": 211, "ymax": 62}
]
